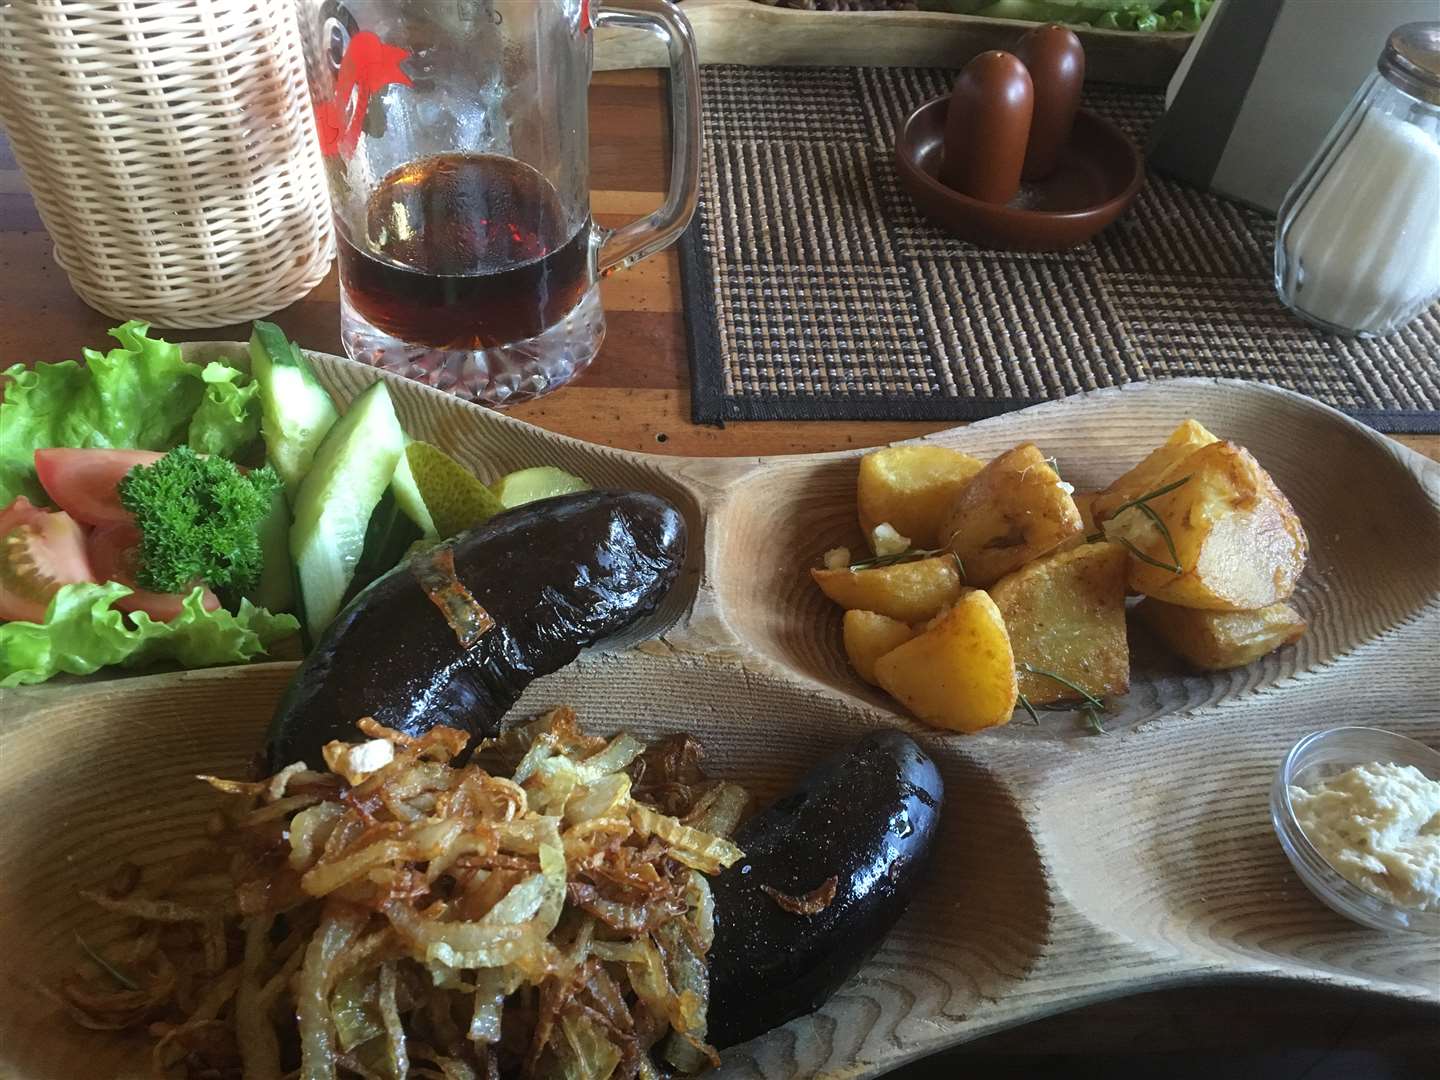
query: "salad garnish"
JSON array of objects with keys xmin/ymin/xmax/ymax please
[
  {"xmin": 1, "ymin": 321, "xmax": 592, "ymax": 686},
  {"xmin": 118, "ymin": 447, "xmax": 281, "ymax": 599}
]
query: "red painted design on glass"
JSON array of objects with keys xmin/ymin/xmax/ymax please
[{"xmin": 315, "ymin": 31, "xmax": 413, "ymax": 158}]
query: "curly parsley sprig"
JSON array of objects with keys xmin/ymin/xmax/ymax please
[{"xmin": 118, "ymin": 446, "xmax": 281, "ymax": 599}]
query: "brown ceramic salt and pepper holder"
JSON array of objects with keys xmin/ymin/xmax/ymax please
[{"xmin": 895, "ymin": 25, "xmax": 1143, "ymax": 251}]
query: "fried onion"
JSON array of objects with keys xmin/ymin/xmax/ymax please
[{"xmin": 61, "ymin": 708, "xmax": 747, "ymax": 1078}]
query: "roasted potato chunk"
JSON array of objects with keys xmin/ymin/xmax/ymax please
[
  {"xmin": 990, "ymin": 541, "xmax": 1130, "ymax": 706},
  {"xmin": 875, "ymin": 590, "xmax": 1017, "ymax": 732},
  {"xmin": 857, "ymin": 444, "xmax": 985, "ymax": 550},
  {"xmin": 843, "ymin": 610, "xmax": 917, "ymax": 685},
  {"xmin": 941, "ymin": 443, "xmax": 1084, "ymax": 587},
  {"xmin": 1075, "ymin": 490, "xmax": 1099, "ymax": 536},
  {"xmin": 1137, "ymin": 599, "xmax": 1306, "ymax": 671},
  {"xmin": 811, "ymin": 555, "xmax": 964, "ymax": 623},
  {"xmin": 1055, "ymin": 490, "xmax": 1100, "ymax": 553},
  {"xmin": 1092, "ymin": 419, "xmax": 1218, "ymax": 523},
  {"xmin": 1102, "ymin": 440, "xmax": 1307, "ymax": 610}
]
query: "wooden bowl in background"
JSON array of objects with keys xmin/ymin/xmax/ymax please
[{"xmin": 895, "ymin": 94, "xmax": 1145, "ymax": 250}]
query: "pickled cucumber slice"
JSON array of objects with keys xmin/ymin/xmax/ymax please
[
  {"xmin": 390, "ymin": 440, "xmax": 438, "ymax": 539},
  {"xmin": 405, "ymin": 442, "xmax": 504, "ymax": 539},
  {"xmin": 491, "ymin": 466, "xmax": 591, "ymax": 509}
]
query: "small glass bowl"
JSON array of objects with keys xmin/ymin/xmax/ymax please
[{"xmin": 1271, "ymin": 726, "xmax": 1440, "ymax": 935}]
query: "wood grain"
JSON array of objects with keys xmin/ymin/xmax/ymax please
[
  {"xmin": 596, "ymin": 0, "xmax": 1193, "ymax": 87},
  {"xmin": 2, "ymin": 352, "xmax": 1436, "ymax": 1078},
  {"xmin": 1, "ymin": 62, "xmax": 1438, "ymax": 1077}
]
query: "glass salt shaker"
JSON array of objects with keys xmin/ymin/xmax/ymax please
[{"xmin": 1275, "ymin": 22, "xmax": 1440, "ymax": 338}]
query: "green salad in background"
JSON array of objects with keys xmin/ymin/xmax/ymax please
[
  {"xmin": 0, "ymin": 322, "xmax": 591, "ymax": 687},
  {"xmin": 917, "ymin": 0, "xmax": 1213, "ymax": 32}
]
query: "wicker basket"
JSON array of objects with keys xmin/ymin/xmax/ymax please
[{"xmin": 0, "ymin": 0, "xmax": 333, "ymax": 328}]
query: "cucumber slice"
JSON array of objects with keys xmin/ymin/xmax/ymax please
[
  {"xmin": 390, "ymin": 439, "xmax": 438, "ymax": 539},
  {"xmin": 340, "ymin": 487, "xmax": 423, "ymax": 607},
  {"xmin": 252, "ymin": 486, "xmax": 294, "ymax": 613},
  {"xmin": 290, "ymin": 380, "xmax": 405, "ymax": 637},
  {"xmin": 249, "ymin": 321, "xmax": 340, "ymax": 498},
  {"xmin": 491, "ymin": 466, "xmax": 591, "ymax": 509}
]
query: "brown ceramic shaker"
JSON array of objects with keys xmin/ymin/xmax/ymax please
[
  {"xmin": 1014, "ymin": 25, "xmax": 1085, "ymax": 181},
  {"xmin": 939, "ymin": 50, "xmax": 1034, "ymax": 205}
]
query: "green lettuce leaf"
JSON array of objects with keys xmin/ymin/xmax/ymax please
[
  {"xmin": 188, "ymin": 362, "xmax": 262, "ymax": 457},
  {"xmin": 922, "ymin": 0, "xmax": 1212, "ymax": 30},
  {"xmin": 0, "ymin": 581, "xmax": 298, "ymax": 687},
  {"xmin": 0, "ymin": 321, "xmax": 260, "ymax": 504},
  {"xmin": 1, "ymin": 358, "xmax": 89, "ymax": 505}
]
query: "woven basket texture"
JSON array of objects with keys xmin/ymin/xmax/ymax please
[{"xmin": 0, "ymin": 0, "xmax": 333, "ymax": 327}]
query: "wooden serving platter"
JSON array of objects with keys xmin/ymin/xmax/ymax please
[
  {"xmin": 595, "ymin": 0, "xmax": 1195, "ymax": 87},
  {"xmin": 2, "ymin": 346, "xmax": 1438, "ymax": 1078}
]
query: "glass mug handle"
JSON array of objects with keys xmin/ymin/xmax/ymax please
[{"xmin": 592, "ymin": 0, "xmax": 701, "ymax": 274}]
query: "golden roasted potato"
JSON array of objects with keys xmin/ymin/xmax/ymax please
[
  {"xmin": 1092, "ymin": 419, "xmax": 1218, "ymax": 523},
  {"xmin": 843, "ymin": 610, "xmax": 917, "ymax": 685},
  {"xmin": 810, "ymin": 555, "xmax": 964, "ymax": 623},
  {"xmin": 857, "ymin": 444, "xmax": 985, "ymax": 550},
  {"xmin": 990, "ymin": 541, "xmax": 1130, "ymax": 706},
  {"xmin": 1055, "ymin": 490, "xmax": 1101, "ymax": 553},
  {"xmin": 869, "ymin": 593, "xmax": 1019, "ymax": 737},
  {"xmin": 874, "ymin": 590, "xmax": 1017, "ymax": 732},
  {"xmin": 1137, "ymin": 599, "xmax": 1306, "ymax": 671},
  {"xmin": 1102, "ymin": 440, "xmax": 1307, "ymax": 610},
  {"xmin": 941, "ymin": 443, "xmax": 1084, "ymax": 587},
  {"xmin": 1075, "ymin": 490, "xmax": 1099, "ymax": 535}
]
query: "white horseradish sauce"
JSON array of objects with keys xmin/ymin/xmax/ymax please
[{"xmin": 1289, "ymin": 762, "xmax": 1440, "ymax": 912}]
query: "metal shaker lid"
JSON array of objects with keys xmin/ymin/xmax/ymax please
[{"xmin": 1380, "ymin": 22, "xmax": 1440, "ymax": 106}]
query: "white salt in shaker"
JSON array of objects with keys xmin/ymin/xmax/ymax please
[{"xmin": 1275, "ymin": 22, "xmax": 1440, "ymax": 338}]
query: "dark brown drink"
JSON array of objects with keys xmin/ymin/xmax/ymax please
[{"xmin": 337, "ymin": 153, "xmax": 592, "ymax": 350}]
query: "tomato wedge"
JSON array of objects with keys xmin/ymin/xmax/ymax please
[
  {"xmin": 33, "ymin": 448, "xmax": 166, "ymax": 527},
  {"xmin": 87, "ymin": 524, "xmax": 220, "ymax": 622},
  {"xmin": 0, "ymin": 507, "xmax": 97, "ymax": 622},
  {"xmin": 0, "ymin": 496, "xmax": 49, "ymax": 538}
]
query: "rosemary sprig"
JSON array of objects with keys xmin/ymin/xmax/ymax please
[
  {"xmin": 1134, "ymin": 502, "xmax": 1181, "ymax": 570},
  {"xmin": 75, "ymin": 932, "xmax": 139, "ymax": 991},
  {"xmin": 1016, "ymin": 666, "xmax": 1111, "ymax": 734},
  {"xmin": 1111, "ymin": 535, "xmax": 1183, "ymax": 575},
  {"xmin": 1018, "ymin": 663, "xmax": 1106, "ymax": 711},
  {"xmin": 1081, "ymin": 704, "xmax": 1108, "ymax": 736},
  {"xmin": 1108, "ymin": 474, "xmax": 1192, "ymax": 517},
  {"xmin": 1016, "ymin": 692, "xmax": 1041, "ymax": 725},
  {"xmin": 847, "ymin": 546, "xmax": 944, "ymax": 571},
  {"xmin": 1016, "ymin": 666, "xmax": 1110, "ymax": 734},
  {"xmin": 1102, "ymin": 474, "xmax": 1192, "ymax": 574},
  {"xmin": 848, "ymin": 548, "xmax": 966, "ymax": 582}
]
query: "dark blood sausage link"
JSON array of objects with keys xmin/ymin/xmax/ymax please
[
  {"xmin": 266, "ymin": 490, "xmax": 686, "ymax": 769},
  {"xmin": 707, "ymin": 731, "xmax": 944, "ymax": 1049}
]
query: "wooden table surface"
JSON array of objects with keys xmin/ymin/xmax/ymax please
[{"xmin": 1, "ymin": 70, "xmax": 1436, "ymax": 1078}]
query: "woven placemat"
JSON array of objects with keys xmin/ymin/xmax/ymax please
[{"xmin": 677, "ymin": 66, "xmax": 1440, "ymax": 433}]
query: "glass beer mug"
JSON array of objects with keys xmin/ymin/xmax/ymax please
[{"xmin": 294, "ymin": 0, "xmax": 700, "ymax": 404}]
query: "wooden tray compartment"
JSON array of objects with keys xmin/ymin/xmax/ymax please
[
  {"xmin": 2, "ymin": 347, "xmax": 1437, "ymax": 1079},
  {"xmin": 703, "ymin": 380, "xmax": 1440, "ymax": 736}
]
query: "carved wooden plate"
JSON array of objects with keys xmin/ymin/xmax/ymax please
[
  {"xmin": 595, "ymin": 0, "xmax": 1194, "ymax": 88},
  {"xmin": 2, "ymin": 346, "xmax": 1437, "ymax": 1078}
]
